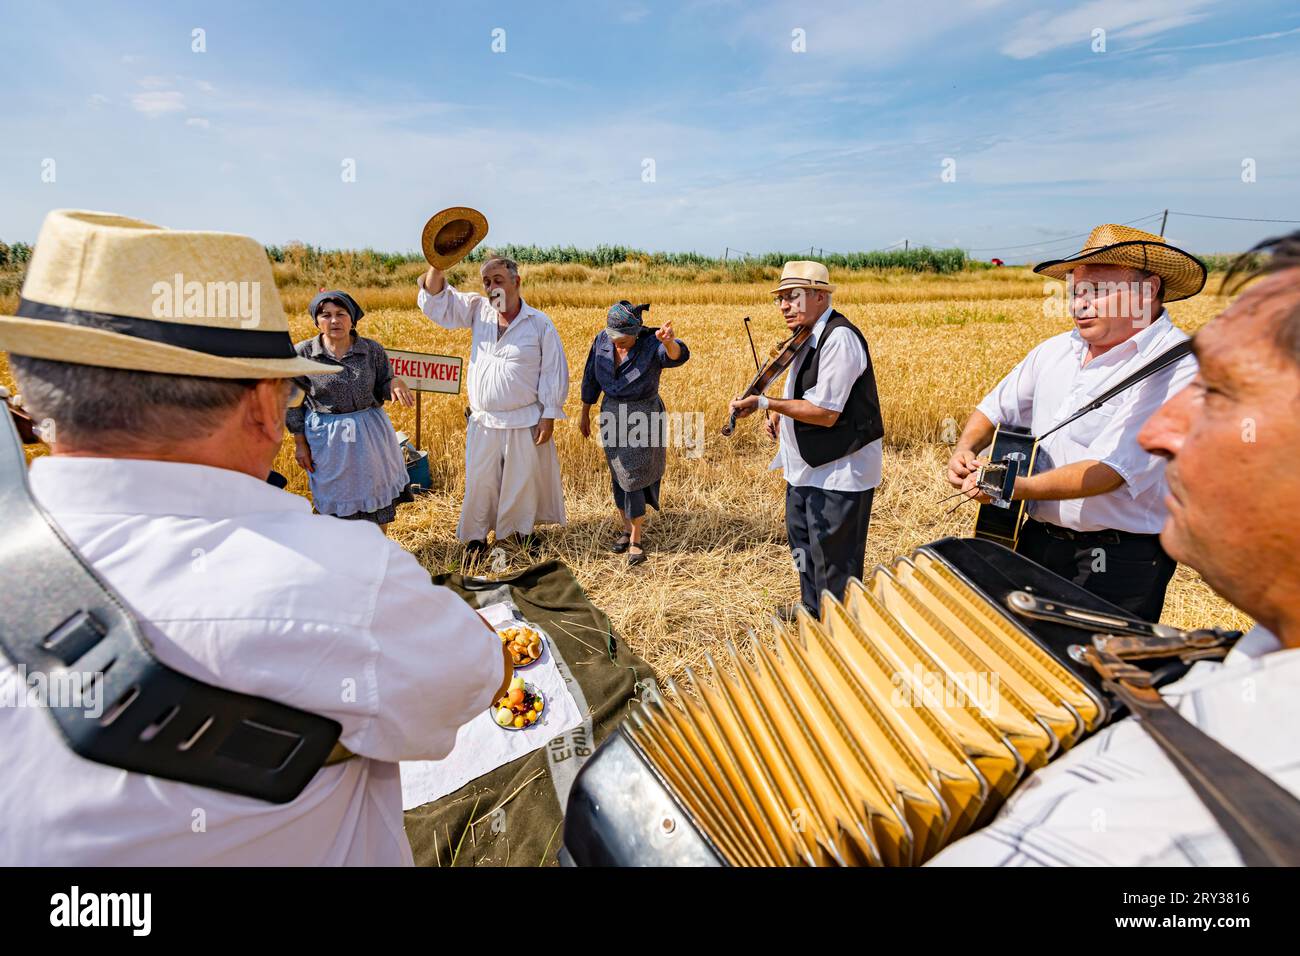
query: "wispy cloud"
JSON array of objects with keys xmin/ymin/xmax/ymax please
[
  {"xmin": 1000, "ymin": 0, "xmax": 1219, "ymax": 59},
  {"xmin": 131, "ymin": 91, "xmax": 185, "ymax": 115},
  {"xmin": 507, "ymin": 72, "xmax": 585, "ymax": 92}
]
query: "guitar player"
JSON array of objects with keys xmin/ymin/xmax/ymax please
[{"xmin": 947, "ymin": 225, "xmax": 1203, "ymax": 622}]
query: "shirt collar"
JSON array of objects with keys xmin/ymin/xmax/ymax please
[
  {"xmin": 304, "ymin": 332, "xmax": 359, "ymax": 360},
  {"xmin": 29, "ymin": 456, "xmax": 311, "ymax": 518},
  {"xmin": 1069, "ymin": 309, "xmax": 1173, "ymax": 363},
  {"xmin": 808, "ymin": 304, "xmax": 835, "ymax": 347},
  {"xmin": 498, "ymin": 297, "xmax": 536, "ymax": 324}
]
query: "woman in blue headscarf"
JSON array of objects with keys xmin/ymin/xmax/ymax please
[
  {"xmin": 287, "ymin": 290, "xmax": 415, "ymax": 533},
  {"xmin": 578, "ymin": 301, "xmax": 690, "ymax": 566}
]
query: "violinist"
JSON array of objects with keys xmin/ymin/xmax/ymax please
[{"xmin": 728, "ymin": 261, "xmax": 884, "ymax": 619}]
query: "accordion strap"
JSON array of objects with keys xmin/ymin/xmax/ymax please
[
  {"xmin": 1086, "ymin": 644, "xmax": 1300, "ymax": 866},
  {"xmin": 0, "ymin": 411, "xmax": 343, "ymax": 803}
]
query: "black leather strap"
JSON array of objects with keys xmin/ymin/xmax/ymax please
[
  {"xmin": 1038, "ymin": 339, "xmax": 1193, "ymax": 441},
  {"xmin": 0, "ymin": 414, "xmax": 342, "ymax": 803},
  {"xmin": 1109, "ymin": 679, "xmax": 1300, "ymax": 866}
]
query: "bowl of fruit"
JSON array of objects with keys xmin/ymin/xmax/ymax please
[
  {"xmin": 498, "ymin": 623, "xmax": 545, "ymax": 669},
  {"xmin": 492, "ymin": 676, "xmax": 545, "ymax": 731}
]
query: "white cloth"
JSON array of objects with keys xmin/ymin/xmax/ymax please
[
  {"xmin": 459, "ymin": 417, "xmax": 565, "ymax": 542},
  {"xmin": 929, "ymin": 626, "xmax": 1300, "ymax": 866},
  {"xmin": 399, "ymin": 603, "xmax": 583, "ymax": 809},
  {"xmin": 416, "ymin": 284, "xmax": 569, "ymax": 429},
  {"xmin": 769, "ymin": 306, "xmax": 883, "ymax": 491},
  {"xmin": 975, "ymin": 311, "xmax": 1196, "ymax": 534},
  {"xmin": 0, "ymin": 457, "xmax": 504, "ymax": 866}
]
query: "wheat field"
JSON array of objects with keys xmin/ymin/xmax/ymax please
[{"xmin": 0, "ymin": 263, "xmax": 1251, "ymax": 685}]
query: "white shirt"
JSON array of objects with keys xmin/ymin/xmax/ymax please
[
  {"xmin": 975, "ymin": 311, "xmax": 1196, "ymax": 534},
  {"xmin": 0, "ymin": 457, "xmax": 503, "ymax": 866},
  {"xmin": 770, "ymin": 306, "xmax": 883, "ymax": 492},
  {"xmin": 930, "ymin": 626, "xmax": 1300, "ymax": 866},
  {"xmin": 417, "ymin": 284, "xmax": 569, "ymax": 430}
]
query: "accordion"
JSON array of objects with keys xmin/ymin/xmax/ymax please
[{"xmin": 560, "ymin": 537, "xmax": 1239, "ymax": 867}]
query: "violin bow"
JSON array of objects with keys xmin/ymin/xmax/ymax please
[{"xmin": 742, "ymin": 316, "xmax": 760, "ymax": 373}]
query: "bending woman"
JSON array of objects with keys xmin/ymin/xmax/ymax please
[
  {"xmin": 578, "ymin": 301, "xmax": 690, "ymax": 566},
  {"xmin": 288, "ymin": 290, "xmax": 415, "ymax": 533}
]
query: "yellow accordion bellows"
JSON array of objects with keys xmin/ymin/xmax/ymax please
[{"xmin": 623, "ymin": 551, "xmax": 1104, "ymax": 866}]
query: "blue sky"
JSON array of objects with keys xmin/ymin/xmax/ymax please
[{"xmin": 1, "ymin": 0, "xmax": 1298, "ymax": 261}]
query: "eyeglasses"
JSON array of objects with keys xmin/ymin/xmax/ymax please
[
  {"xmin": 286, "ymin": 383, "xmax": 306, "ymax": 408},
  {"xmin": 773, "ymin": 290, "xmax": 807, "ymax": 304}
]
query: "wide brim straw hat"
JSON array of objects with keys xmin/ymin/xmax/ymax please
[
  {"xmin": 421, "ymin": 206, "xmax": 489, "ymax": 270},
  {"xmin": 0, "ymin": 209, "xmax": 337, "ymax": 378},
  {"xmin": 1033, "ymin": 223, "xmax": 1207, "ymax": 302},
  {"xmin": 770, "ymin": 259, "xmax": 836, "ymax": 295}
]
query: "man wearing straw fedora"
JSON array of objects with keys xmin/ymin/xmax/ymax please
[
  {"xmin": 947, "ymin": 224, "xmax": 1205, "ymax": 621},
  {"xmin": 417, "ymin": 210, "xmax": 569, "ymax": 559},
  {"xmin": 730, "ymin": 261, "xmax": 885, "ymax": 618},
  {"xmin": 0, "ymin": 210, "xmax": 509, "ymax": 864}
]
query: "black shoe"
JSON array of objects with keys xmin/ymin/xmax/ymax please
[
  {"xmin": 464, "ymin": 539, "xmax": 489, "ymax": 560},
  {"xmin": 627, "ymin": 543, "xmax": 647, "ymax": 567},
  {"xmin": 517, "ymin": 531, "xmax": 544, "ymax": 557},
  {"xmin": 610, "ymin": 533, "xmax": 632, "ymax": 554}
]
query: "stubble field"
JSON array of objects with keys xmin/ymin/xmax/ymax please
[{"xmin": 1, "ymin": 263, "xmax": 1251, "ymax": 687}]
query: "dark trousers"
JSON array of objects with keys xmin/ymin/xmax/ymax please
[
  {"xmin": 785, "ymin": 484, "xmax": 875, "ymax": 614},
  {"xmin": 1017, "ymin": 519, "xmax": 1178, "ymax": 622}
]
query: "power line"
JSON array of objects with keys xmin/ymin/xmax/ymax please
[
  {"xmin": 1169, "ymin": 211, "xmax": 1300, "ymax": 224},
  {"xmin": 963, "ymin": 212, "xmax": 1163, "ymax": 252}
]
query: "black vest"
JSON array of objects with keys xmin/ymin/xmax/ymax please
[{"xmin": 792, "ymin": 312, "xmax": 885, "ymax": 468}]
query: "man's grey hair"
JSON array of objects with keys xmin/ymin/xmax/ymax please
[
  {"xmin": 10, "ymin": 355, "xmax": 259, "ymax": 449},
  {"xmin": 480, "ymin": 256, "xmax": 519, "ymax": 280}
]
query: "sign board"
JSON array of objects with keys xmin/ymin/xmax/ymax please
[{"xmin": 387, "ymin": 349, "xmax": 463, "ymax": 394}]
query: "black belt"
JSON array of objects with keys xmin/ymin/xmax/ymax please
[{"xmin": 1027, "ymin": 519, "xmax": 1159, "ymax": 546}]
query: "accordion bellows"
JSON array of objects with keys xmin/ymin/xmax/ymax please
[{"xmin": 622, "ymin": 551, "xmax": 1108, "ymax": 867}]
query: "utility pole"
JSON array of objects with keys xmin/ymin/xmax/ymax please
[
  {"xmin": 904, "ymin": 239, "xmax": 909, "ymax": 252},
  {"xmin": 1159, "ymin": 210, "xmax": 1168, "ymax": 236}
]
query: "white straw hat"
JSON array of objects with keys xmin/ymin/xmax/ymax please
[
  {"xmin": 0, "ymin": 209, "xmax": 338, "ymax": 378},
  {"xmin": 771, "ymin": 260, "xmax": 836, "ymax": 295}
]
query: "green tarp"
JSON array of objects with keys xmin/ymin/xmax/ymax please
[{"xmin": 402, "ymin": 560, "xmax": 656, "ymax": 867}]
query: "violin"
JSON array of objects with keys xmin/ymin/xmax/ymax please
[{"xmin": 721, "ymin": 321, "xmax": 813, "ymax": 437}]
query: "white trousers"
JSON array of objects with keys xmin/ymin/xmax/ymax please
[{"xmin": 459, "ymin": 418, "xmax": 566, "ymax": 542}]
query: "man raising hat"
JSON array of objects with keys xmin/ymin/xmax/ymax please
[
  {"xmin": 729, "ymin": 261, "xmax": 885, "ymax": 617},
  {"xmin": 0, "ymin": 210, "xmax": 510, "ymax": 864},
  {"xmin": 947, "ymin": 225, "xmax": 1205, "ymax": 621},
  {"xmin": 418, "ymin": 257, "xmax": 569, "ymax": 558}
]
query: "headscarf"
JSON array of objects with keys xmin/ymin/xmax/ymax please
[
  {"xmin": 606, "ymin": 300, "xmax": 650, "ymax": 337},
  {"xmin": 309, "ymin": 289, "xmax": 365, "ymax": 328}
]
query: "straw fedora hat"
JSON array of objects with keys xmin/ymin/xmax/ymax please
[
  {"xmin": 1034, "ymin": 224, "xmax": 1207, "ymax": 302},
  {"xmin": 771, "ymin": 260, "xmax": 836, "ymax": 295},
  {"xmin": 421, "ymin": 206, "xmax": 489, "ymax": 270},
  {"xmin": 0, "ymin": 210, "xmax": 337, "ymax": 379}
]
